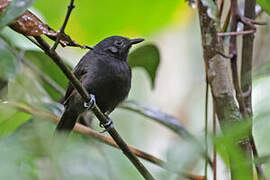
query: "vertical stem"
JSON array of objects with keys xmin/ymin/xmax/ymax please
[
  {"xmin": 241, "ymin": 0, "xmax": 266, "ymax": 179},
  {"xmin": 213, "ymin": 102, "xmax": 217, "ymax": 180},
  {"xmin": 229, "ymin": 1, "xmax": 253, "ymax": 178},
  {"xmin": 218, "ymin": 0, "xmax": 224, "ymax": 18},
  {"xmin": 204, "ymin": 83, "xmax": 209, "ymax": 179}
]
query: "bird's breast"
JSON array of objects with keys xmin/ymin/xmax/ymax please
[{"xmin": 86, "ymin": 59, "xmax": 131, "ymax": 112}]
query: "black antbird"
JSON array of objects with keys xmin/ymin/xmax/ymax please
[{"xmin": 56, "ymin": 36, "xmax": 144, "ymax": 132}]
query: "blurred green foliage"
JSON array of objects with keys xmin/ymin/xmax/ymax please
[
  {"xmin": 33, "ymin": 0, "xmax": 188, "ymax": 44},
  {"xmin": 0, "ymin": 0, "xmax": 270, "ymax": 179},
  {"xmin": 24, "ymin": 50, "xmax": 69, "ymax": 101},
  {"xmin": 0, "ymin": 0, "xmax": 35, "ymax": 29},
  {"xmin": 257, "ymin": 0, "xmax": 270, "ymax": 15},
  {"xmin": 0, "ymin": 42, "xmax": 18, "ymax": 80},
  {"xmin": 0, "ymin": 104, "xmax": 31, "ymax": 140}
]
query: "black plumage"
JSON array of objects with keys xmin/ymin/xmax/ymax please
[{"xmin": 56, "ymin": 36, "xmax": 144, "ymax": 132}]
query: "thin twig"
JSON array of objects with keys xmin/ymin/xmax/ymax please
[
  {"xmin": 221, "ymin": 7, "xmax": 231, "ymax": 33},
  {"xmin": 218, "ymin": 0, "xmax": 224, "ymax": 18},
  {"xmin": 213, "ymin": 101, "xmax": 217, "ymax": 180},
  {"xmin": 5, "ymin": 101, "xmax": 204, "ymax": 180},
  {"xmin": 219, "ymin": 0, "xmax": 266, "ymax": 38},
  {"xmin": 51, "ymin": 0, "xmax": 75, "ymax": 51},
  {"xmin": 218, "ymin": 30, "xmax": 255, "ymax": 36},
  {"xmin": 204, "ymin": 83, "xmax": 209, "ymax": 179},
  {"xmin": 215, "ymin": 51, "xmax": 233, "ymax": 59}
]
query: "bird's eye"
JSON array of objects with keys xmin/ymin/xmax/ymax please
[{"xmin": 114, "ymin": 40, "xmax": 124, "ymax": 47}]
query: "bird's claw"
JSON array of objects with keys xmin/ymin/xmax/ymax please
[
  {"xmin": 99, "ymin": 118, "xmax": 114, "ymax": 133},
  {"xmin": 84, "ymin": 94, "xmax": 96, "ymax": 110}
]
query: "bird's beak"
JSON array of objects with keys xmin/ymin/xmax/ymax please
[{"xmin": 129, "ymin": 38, "xmax": 144, "ymax": 45}]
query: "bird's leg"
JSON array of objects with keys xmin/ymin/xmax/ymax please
[
  {"xmin": 84, "ymin": 94, "xmax": 96, "ymax": 110},
  {"xmin": 83, "ymin": 94, "xmax": 114, "ymax": 132}
]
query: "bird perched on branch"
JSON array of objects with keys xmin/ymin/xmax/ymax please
[{"xmin": 56, "ymin": 36, "xmax": 144, "ymax": 133}]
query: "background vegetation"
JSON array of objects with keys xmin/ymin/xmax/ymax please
[{"xmin": 0, "ymin": 0, "xmax": 270, "ymax": 179}]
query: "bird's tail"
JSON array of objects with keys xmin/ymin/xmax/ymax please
[{"xmin": 55, "ymin": 107, "xmax": 80, "ymax": 133}]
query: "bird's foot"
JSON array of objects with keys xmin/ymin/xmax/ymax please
[
  {"xmin": 99, "ymin": 117, "xmax": 114, "ymax": 133},
  {"xmin": 84, "ymin": 94, "xmax": 96, "ymax": 110}
]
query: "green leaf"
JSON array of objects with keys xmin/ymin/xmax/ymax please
[
  {"xmin": 0, "ymin": 40, "xmax": 19, "ymax": 80},
  {"xmin": 215, "ymin": 137, "xmax": 252, "ymax": 180},
  {"xmin": 214, "ymin": 120, "xmax": 253, "ymax": 180},
  {"xmin": 128, "ymin": 44, "xmax": 160, "ymax": 88},
  {"xmin": 0, "ymin": 0, "xmax": 36, "ymax": 29},
  {"xmin": 24, "ymin": 50, "xmax": 69, "ymax": 101},
  {"xmin": 0, "ymin": 103, "xmax": 31, "ymax": 140},
  {"xmin": 257, "ymin": 0, "xmax": 270, "ymax": 15}
]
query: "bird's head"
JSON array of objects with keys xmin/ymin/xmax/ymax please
[{"xmin": 93, "ymin": 36, "xmax": 144, "ymax": 61}]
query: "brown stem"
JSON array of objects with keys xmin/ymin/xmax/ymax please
[
  {"xmin": 229, "ymin": 1, "xmax": 253, "ymax": 178},
  {"xmin": 241, "ymin": 0, "xmax": 266, "ymax": 179},
  {"xmin": 218, "ymin": 0, "xmax": 224, "ymax": 18},
  {"xmin": 51, "ymin": 0, "xmax": 75, "ymax": 50},
  {"xmin": 218, "ymin": 30, "xmax": 255, "ymax": 36},
  {"xmin": 204, "ymin": 83, "xmax": 209, "ymax": 179},
  {"xmin": 213, "ymin": 101, "xmax": 217, "ymax": 180},
  {"xmin": 221, "ymin": 7, "xmax": 231, "ymax": 33}
]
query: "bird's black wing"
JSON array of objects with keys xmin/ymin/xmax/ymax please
[{"xmin": 61, "ymin": 51, "xmax": 92, "ymax": 105}]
